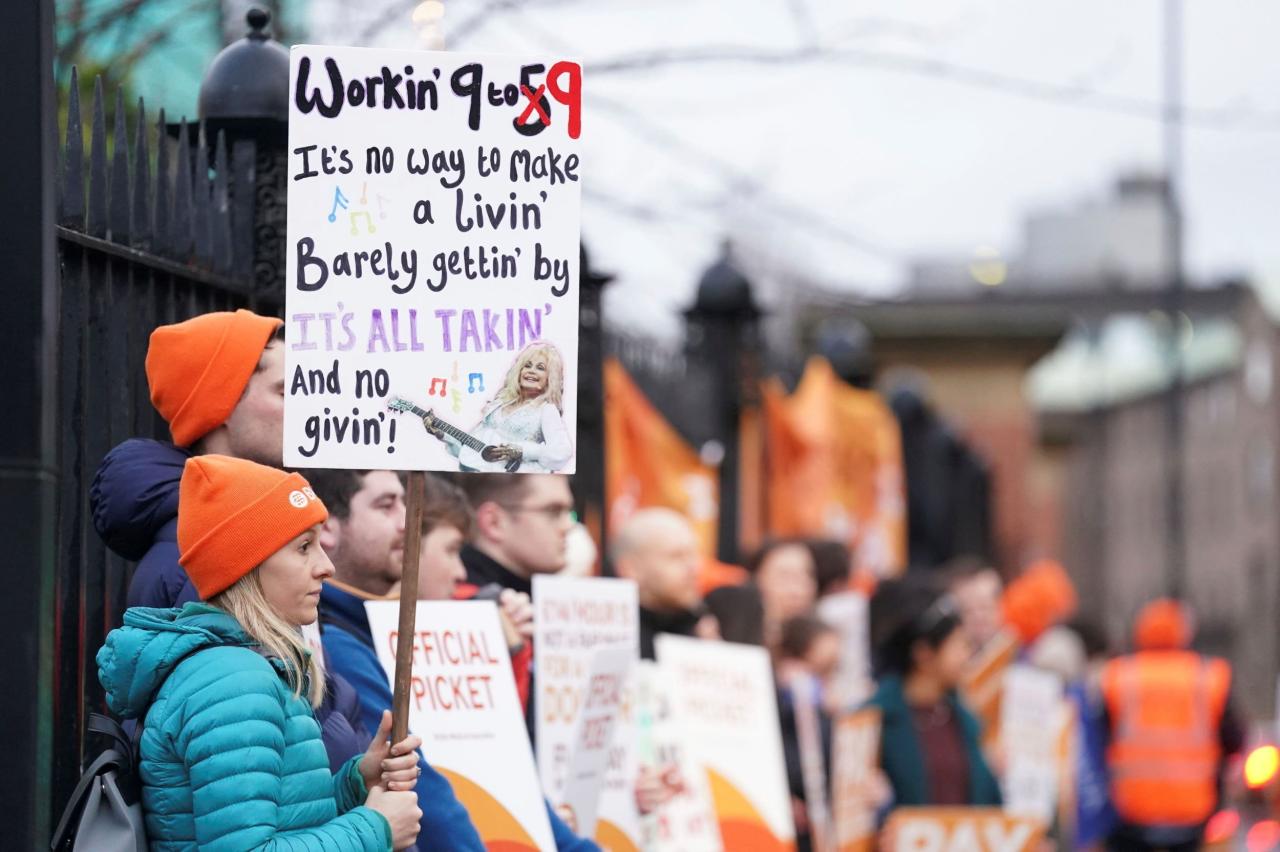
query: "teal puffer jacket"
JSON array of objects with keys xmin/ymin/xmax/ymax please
[{"xmin": 96, "ymin": 603, "xmax": 391, "ymax": 851}]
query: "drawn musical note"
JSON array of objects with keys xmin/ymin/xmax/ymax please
[
  {"xmin": 450, "ymin": 360, "xmax": 460, "ymax": 383},
  {"xmin": 450, "ymin": 388, "xmax": 463, "ymax": 414},
  {"xmin": 467, "ymin": 372, "xmax": 485, "ymax": 394},
  {"xmin": 428, "ymin": 377, "xmax": 447, "ymax": 396},
  {"xmin": 377, "ymin": 194, "xmax": 391, "ymax": 219},
  {"xmin": 360, "ymin": 182, "xmax": 369, "ymax": 205},
  {"xmin": 349, "ymin": 210, "xmax": 376, "ymax": 235},
  {"xmin": 327, "ymin": 187, "xmax": 349, "ymax": 222}
]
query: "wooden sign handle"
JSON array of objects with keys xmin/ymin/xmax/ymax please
[{"xmin": 391, "ymin": 470, "xmax": 426, "ymax": 744}]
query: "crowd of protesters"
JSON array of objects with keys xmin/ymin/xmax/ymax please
[{"xmin": 82, "ymin": 308, "xmax": 1247, "ymax": 851}]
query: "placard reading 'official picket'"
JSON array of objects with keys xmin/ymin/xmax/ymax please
[
  {"xmin": 365, "ymin": 600, "xmax": 556, "ymax": 851},
  {"xmin": 655, "ymin": 634, "xmax": 796, "ymax": 851},
  {"xmin": 285, "ymin": 45, "xmax": 582, "ymax": 472}
]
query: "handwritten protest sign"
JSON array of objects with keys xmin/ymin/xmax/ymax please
[
  {"xmin": 284, "ymin": 45, "xmax": 582, "ymax": 472},
  {"xmin": 817, "ymin": 591, "xmax": 872, "ymax": 710},
  {"xmin": 365, "ymin": 600, "xmax": 555, "ymax": 850},
  {"xmin": 884, "ymin": 808, "xmax": 1044, "ymax": 852},
  {"xmin": 655, "ymin": 635, "xmax": 796, "ymax": 851},
  {"xmin": 634, "ymin": 660, "xmax": 722, "ymax": 852},
  {"xmin": 1000, "ymin": 664, "xmax": 1065, "ymax": 823},
  {"xmin": 532, "ymin": 576, "xmax": 640, "ymax": 848},
  {"xmin": 832, "ymin": 708, "xmax": 881, "ymax": 852}
]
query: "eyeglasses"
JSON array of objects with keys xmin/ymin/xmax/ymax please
[{"xmin": 499, "ymin": 503, "xmax": 576, "ymax": 523}]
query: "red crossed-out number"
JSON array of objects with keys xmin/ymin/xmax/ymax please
[{"xmin": 517, "ymin": 84, "xmax": 550, "ymax": 127}]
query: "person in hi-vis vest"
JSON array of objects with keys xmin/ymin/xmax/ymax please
[{"xmin": 1100, "ymin": 599, "xmax": 1244, "ymax": 852}]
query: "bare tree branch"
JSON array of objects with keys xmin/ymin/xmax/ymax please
[
  {"xmin": 58, "ymin": 0, "xmax": 220, "ymax": 78},
  {"xmin": 585, "ymin": 44, "xmax": 1280, "ymax": 130}
]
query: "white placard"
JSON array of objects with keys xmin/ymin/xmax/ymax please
[
  {"xmin": 832, "ymin": 708, "xmax": 881, "ymax": 852},
  {"xmin": 365, "ymin": 600, "xmax": 555, "ymax": 850},
  {"xmin": 560, "ymin": 647, "xmax": 634, "ymax": 840},
  {"xmin": 1000, "ymin": 663, "xmax": 1064, "ymax": 823},
  {"xmin": 532, "ymin": 575, "xmax": 640, "ymax": 848},
  {"xmin": 790, "ymin": 672, "xmax": 832, "ymax": 852},
  {"xmin": 655, "ymin": 635, "xmax": 797, "ymax": 850},
  {"xmin": 635, "ymin": 661, "xmax": 722, "ymax": 852},
  {"xmin": 817, "ymin": 591, "xmax": 872, "ymax": 710},
  {"xmin": 285, "ymin": 45, "xmax": 582, "ymax": 472}
]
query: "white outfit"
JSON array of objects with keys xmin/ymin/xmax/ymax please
[{"xmin": 444, "ymin": 399, "xmax": 573, "ymax": 472}]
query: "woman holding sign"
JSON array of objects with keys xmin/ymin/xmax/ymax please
[
  {"xmin": 430, "ymin": 341, "xmax": 574, "ymax": 473},
  {"xmin": 96, "ymin": 455, "xmax": 423, "ymax": 850}
]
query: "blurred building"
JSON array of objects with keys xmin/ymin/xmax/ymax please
[
  {"xmin": 1033, "ymin": 282, "xmax": 1280, "ymax": 715},
  {"xmin": 909, "ymin": 172, "xmax": 1173, "ymax": 297},
  {"xmin": 1021, "ymin": 173, "xmax": 1172, "ymax": 292}
]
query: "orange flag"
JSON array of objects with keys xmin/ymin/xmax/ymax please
[
  {"xmin": 762, "ymin": 358, "xmax": 906, "ymax": 578},
  {"xmin": 604, "ymin": 358, "xmax": 720, "ymax": 559}
]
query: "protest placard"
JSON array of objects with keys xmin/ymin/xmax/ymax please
[
  {"xmin": 816, "ymin": 591, "xmax": 872, "ymax": 710},
  {"xmin": 634, "ymin": 660, "xmax": 722, "ymax": 852},
  {"xmin": 655, "ymin": 635, "xmax": 796, "ymax": 851},
  {"xmin": 284, "ymin": 45, "xmax": 582, "ymax": 473},
  {"xmin": 365, "ymin": 599, "xmax": 555, "ymax": 850},
  {"xmin": 789, "ymin": 672, "xmax": 832, "ymax": 852},
  {"xmin": 884, "ymin": 808, "xmax": 1044, "ymax": 852},
  {"xmin": 559, "ymin": 647, "xmax": 635, "ymax": 841},
  {"xmin": 532, "ymin": 576, "xmax": 640, "ymax": 847},
  {"xmin": 594, "ymin": 668, "xmax": 642, "ymax": 852},
  {"xmin": 962, "ymin": 630, "xmax": 1019, "ymax": 749},
  {"xmin": 1000, "ymin": 664, "xmax": 1066, "ymax": 823},
  {"xmin": 832, "ymin": 708, "xmax": 881, "ymax": 852}
]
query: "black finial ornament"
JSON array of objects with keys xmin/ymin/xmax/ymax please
[
  {"xmin": 246, "ymin": 7, "xmax": 271, "ymax": 39},
  {"xmin": 197, "ymin": 6, "xmax": 289, "ymax": 126}
]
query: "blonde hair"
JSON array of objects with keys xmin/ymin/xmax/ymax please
[
  {"xmin": 210, "ymin": 570, "xmax": 326, "ymax": 708},
  {"xmin": 489, "ymin": 342, "xmax": 565, "ymax": 414}
]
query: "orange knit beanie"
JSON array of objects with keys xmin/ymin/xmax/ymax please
[
  {"xmin": 1134, "ymin": 598, "xmax": 1192, "ymax": 651},
  {"xmin": 1002, "ymin": 558, "xmax": 1078, "ymax": 645},
  {"xmin": 146, "ymin": 310, "xmax": 283, "ymax": 447},
  {"xmin": 178, "ymin": 455, "xmax": 328, "ymax": 600}
]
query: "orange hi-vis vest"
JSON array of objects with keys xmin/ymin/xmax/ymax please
[{"xmin": 1101, "ymin": 650, "xmax": 1231, "ymax": 827}]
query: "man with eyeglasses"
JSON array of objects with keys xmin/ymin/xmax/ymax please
[
  {"xmin": 457, "ymin": 473, "xmax": 577, "ymax": 592},
  {"xmin": 456, "ymin": 474, "xmax": 576, "ymax": 737}
]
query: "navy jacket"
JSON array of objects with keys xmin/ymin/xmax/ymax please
[
  {"xmin": 320, "ymin": 581, "xmax": 601, "ymax": 852},
  {"xmin": 91, "ymin": 438, "xmax": 371, "ymax": 773},
  {"xmin": 92, "ymin": 439, "xmax": 197, "ymax": 609}
]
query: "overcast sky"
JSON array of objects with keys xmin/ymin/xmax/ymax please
[{"xmin": 310, "ymin": 0, "xmax": 1280, "ymax": 336}]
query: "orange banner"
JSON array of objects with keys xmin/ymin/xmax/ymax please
[
  {"xmin": 604, "ymin": 358, "xmax": 719, "ymax": 557},
  {"xmin": 763, "ymin": 357, "xmax": 906, "ymax": 577}
]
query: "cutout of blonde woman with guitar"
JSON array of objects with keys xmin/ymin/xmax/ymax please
[{"xmin": 414, "ymin": 342, "xmax": 573, "ymax": 473}]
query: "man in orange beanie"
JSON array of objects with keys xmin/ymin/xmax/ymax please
[
  {"xmin": 1100, "ymin": 598, "xmax": 1244, "ymax": 851},
  {"xmin": 93, "ymin": 309, "xmax": 284, "ymax": 610},
  {"xmin": 147, "ymin": 308, "xmax": 286, "ymax": 463}
]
